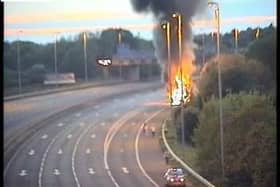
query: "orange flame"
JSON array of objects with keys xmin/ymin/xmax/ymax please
[{"xmin": 167, "ymin": 56, "xmax": 194, "ymax": 106}]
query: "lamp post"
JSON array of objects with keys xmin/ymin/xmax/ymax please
[
  {"xmin": 17, "ymin": 30, "xmax": 23, "ymax": 94},
  {"xmin": 234, "ymin": 28, "xmax": 239, "ymax": 54},
  {"xmin": 83, "ymin": 32, "xmax": 88, "ymax": 82},
  {"xmin": 172, "ymin": 12, "xmax": 185, "ymax": 146},
  {"xmin": 202, "ymin": 31, "xmax": 205, "ymax": 65},
  {"xmin": 161, "ymin": 21, "xmax": 172, "ymax": 104},
  {"xmin": 208, "ymin": 1, "xmax": 225, "ymax": 180},
  {"xmin": 54, "ymin": 32, "xmax": 59, "ymax": 87}
]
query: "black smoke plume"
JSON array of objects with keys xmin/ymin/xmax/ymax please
[{"xmin": 130, "ymin": 0, "xmax": 206, "ymax": 78}]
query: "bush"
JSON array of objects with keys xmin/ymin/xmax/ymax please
[{"xmin": 192, "ymin": 92, "xmax": 276, "ymax": 186}]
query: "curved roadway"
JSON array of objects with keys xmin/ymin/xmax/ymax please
[{"xmin": 4, "ymin": 81, "xmax": 192, "ymax": 187}]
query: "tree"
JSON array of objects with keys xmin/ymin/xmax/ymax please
[
  {"xmin": 198, "ymin": 54, "xmax": 272, "ymax": 101},
  {"xmin": 192, "ymin": 93, "xmax": 276, "ymax": 186},
  {"xmin": 245, "ymin": 28, "xmax": 276, "ymax": 80}
]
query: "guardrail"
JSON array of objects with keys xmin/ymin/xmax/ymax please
[{"xmin": 161, "ymin": 120, "xmax": 215, "ymax": 187}]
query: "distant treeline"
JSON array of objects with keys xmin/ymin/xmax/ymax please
[{"xmin": 4, "ymin": 28, "xmax": 155, "ymax": 87}]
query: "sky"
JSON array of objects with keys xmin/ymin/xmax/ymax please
[{"xmin": 3, "ymin": 0, "xmax": 277, "ymax": 44}]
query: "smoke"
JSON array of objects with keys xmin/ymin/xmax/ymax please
[{"xmin": 130, "ymin": 0, "xmax": 207, "ymax": 78}]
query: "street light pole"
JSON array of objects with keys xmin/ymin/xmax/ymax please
[
  {"xmin": 202, "ymin": 32, "xmax": 205, "ymax": 65},
  {"xmin": 17, "ymin": 30, "xmax": 23, "ymax": 94},
  {"xmin": 161, "ymin": 21, "xmax": 172, "ymax": 104},
  {"xmin": 83, "ymin": 32, "xmax": 88, "ymax": 82},
  {"xmin": 54, "ymin": 33, "xmax": 58, "ymax": 87},
  {"xmin": 234, "ymin": 28, "xmax": 239, "ymax": 54},
  {"xmin": 173, "ymin": 12, "xmax": 185, "ymax": 146},
  {"xmin": 208, "ymin": 1, "xmax": 225, "ymax": 180}
]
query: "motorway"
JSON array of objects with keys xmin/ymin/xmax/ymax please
[{"xmin": 4, "ymin": 81, "xmax": 179, "ymax": 187}]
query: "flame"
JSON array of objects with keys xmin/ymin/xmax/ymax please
[{"xmin": 167, "ymin": 57, "xmax": 194, "ymax": 106}]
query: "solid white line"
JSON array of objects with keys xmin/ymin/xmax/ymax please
[
  {"xmin": 38, "ymin": 137, "xmax": 57, "ymax": 187},
  {"xmin": 72, "ymin": 123, "xmax": 94, "ymax": 187},
  {"xmin": 103, "ymin": 111, "xmax": 138, "ymax": 187},
  {"xmin": 135, "ymin": 109, "xmax": 165, "ymax": 187}
]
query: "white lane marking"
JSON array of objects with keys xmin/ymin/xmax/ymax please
[
  {"xmin": 39, "ymin": 137, "xmax": 57, "ymax": 187},
  {"xmin": 67, "ymin": 134, "xmax": 73, "ymax": 139},
  {"xmin": 75, "ymin": 113, "xmax": 81, "ymax": 117},
  {"xmin": 58, "ymin": 149, "xmax": 63, "ymax": 155},
  {"xmin": 91, "ymin": 134, "xmax": 96, "ymax": 139},
  {"xmin": 80, "ymin": 122, "xmax": 85, "ymax": 127},
  {"xmin": 86, "ymin": 149, "xmax": 91, "ymax": 154},
  {"xmin": 100, "ymin": 122, "xmax": 106, "ymax": 126},
  {"xmin": 57, "ymin": 123, "xmax": 64, "ymax": 127},
  {"xmin": 53, "ymin": 169, "xmax": 61, "ymax": 175},
  {"xmin": 122, "ymin": 167, "xmax": 129, "ymax": 174},
  {"xmin": 135, "ymin": 109, "xmax": 164, "ymax": 187},
  {"xmin": 28, "ymin": 149, "xmax": 35, "ymax": 156},
  {"xmin": 72, "ymin": 122, "xmax": 97, "ymax": 187},
  {"xmin": 19, "ymin": 170, "xmax": 27, "ymax": 176},
  {"xmin": 104, "ymin": 111, "xmax": 138, "ymax": 187},
  {"xmin": 88, "ymin": 168, "xmax": 95, "ymax": 175},
  {"xmin": 41, "ymin": 134, "xmax": 48, "ymax": 139}
]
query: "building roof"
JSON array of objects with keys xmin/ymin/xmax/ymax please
[{"xmin": 113, "ymin": 43, "xmax": 156, "ymax": 61}]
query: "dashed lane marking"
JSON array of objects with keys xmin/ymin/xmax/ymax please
[
  {"xmin": 58, "ymin": 149, "xmax": 63, "ymax": 155},
  {"xmin": 53, "ymin": 169, "xmax": 61, "ymax": 175},
  {"xmin": 88, "ymin": 168, "xmax": 95, "ymax": 175},
  {"xmin": 41, "ymin": 134, "xmax": 48, "ymax": 139},
  {"xmin": 28, "ymin": 149, "xmax": 35, "ymax": 156},
  {"xmin": 122, "ymin": 167, "xmax": 129, "ymax": 174},
  {"xmin": 19, "ymin": 170, "xmax": 27, "ymax": 176},
  {"xmin": 57, "ymin": 123, "xmax": 64, "ymax": 127},
  {"xmin": 86, "ymin": 149, "xmax": 91, "ymax": 154}
]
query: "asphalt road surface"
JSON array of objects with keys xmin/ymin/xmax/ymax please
[{"xmin": 5, "ymin": 81, "xmax": 194, "ymax": 187}]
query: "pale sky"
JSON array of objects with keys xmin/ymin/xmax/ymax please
[{"xmin": 3, "ymin": 0, "xmax": 276, "ymax": 44}]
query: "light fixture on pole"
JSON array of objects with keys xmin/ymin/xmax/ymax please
[
  {"xmin": 208, "ymin": 0, "xmax": 225, "ymax": 180},
  {"xmin": 172, "ymin": 12, "xmax": 185, "ymax": 146}
]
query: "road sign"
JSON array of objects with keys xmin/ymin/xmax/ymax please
[{"xmin": 96, "ymin": 58, "xmax": 112, "ymax": 67}]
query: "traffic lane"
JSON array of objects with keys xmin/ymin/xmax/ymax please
[
  {"xmin": 42, "ymin": 124, "xmax": 85, "ymax": 187},
  {"xmin": 74, "ymin": 91, "xmax": 164, "ymax": 187},
  {"xmin": 138, "ymin": 109, "xmax": 170, "ymax": 187},
  {"xmin": 4, "ymin": 88, "xmax": 165, "ymax": 187},
  {"xmin": 74, "ymin": 89, "xmax": 165, "ymax": 187},
  {"xmin": 4, "ymin": 110, "xmax": 79, "ymax": 187},
  {"xmin": 4, "ymin": 81, "xmax": 162, "ymax": 137},
  {"xmin": 107, "ymin": 107, "xmax": 166, "ymax": 187},
  {"xmin": 40, "ymin": 101, "xmax": 119, "ymax": 187}
]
